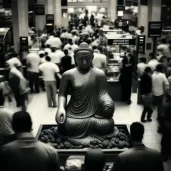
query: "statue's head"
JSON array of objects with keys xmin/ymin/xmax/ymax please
[{"xmin": 74, "ymin": 42, "xmax": 94, "ymax": 70}]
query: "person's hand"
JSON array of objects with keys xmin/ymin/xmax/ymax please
[{"xmin": 55, "ymin": 108, "xmax": 66, "ymax": 125}]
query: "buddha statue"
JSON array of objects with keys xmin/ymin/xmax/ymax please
[{"xmin": 56, "ymin": 43, "xmax": 118, "ymax": 144}]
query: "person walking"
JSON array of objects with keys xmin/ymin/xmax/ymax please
[
  {"xmin": 112, "ymin": 122, "xmax": 164, "ymax": 171},
  {"xmin": 60, "ymin": 49, "xmax": 72, "ymax": 74},
  {"xmin": 152, "ymin": 64, "xmax": 169, "ymax": 133},
  {"xmin": 140, "ymin": 67, "xmax": 153, "ymax": 122},
  {"xmin": 0, "ymin": 94, "xmax": 15, "ymax": 146},
  {"xmin": 8, "ymin": 65, "xmax": 28, "ymax": 111},
  {"xmin": 27, "ymin": 52, "xmax": 41, "ymax": 93},
  {"xmin": 39, "ymin": 56, "xmax": 61, "ymax": 107},
  {"xmin": 0, "ymin": 111, "xmax": 60, "ymax": 171}
]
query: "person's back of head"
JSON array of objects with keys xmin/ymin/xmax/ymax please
[
  {"xmin": 12, "ymin": 111, "xmax": 32, "ymax": 133},
  {"xmin": 149, "ymin": 52, "xmax": 156, "ymax": 60},
  {"xmin": 45, "ymin": 52, "xmax": 48, "ymax": 56},
  {"xmin": 68, "ymin": 38, "xmax": 73, "ymax": 45},
  {"xmin": 130, "ymin": 122, "xmax": 144, "ymax": 142},
  {"xmin": 64, "ymin": 49, "xmax": 69, "ymax": 56},
  {"xmin": 45, "ymin": 56, "xmax": 51, "ymax": 62},
  {"xmin": 139, "ymin": 57, "xmax": 147, "ymax": 64},
  {"xmin": 84, "ymin": 150, "xmax": 105, "ymax": 171},
  {"xmin": 39, "ymin": 53, "xmax": 45, "ymax": 58},
  {"xmin": 156, "ymin": 63, "xmax": 165, "ymax": 73},
  {"xmin": 46, "ymin": 44, "xmax": 51, "ymax": 49},
  {"xmin": 161, "ymin": 38, "xmax": 167, "ymax": 44},
  {"xmin": 144, "ymin": 66, "xmax": 152, "ymax": 74},
  {"xmin": 51, "ymin": 47, "xmax": 56, "ymax": 53}
]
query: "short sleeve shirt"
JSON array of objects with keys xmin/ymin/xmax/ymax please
[{"xmin": 39, "ymin": 62, "xmax": 59, "ymax": 81}]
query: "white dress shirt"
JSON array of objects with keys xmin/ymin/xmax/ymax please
[
  {"xmin": 137, "ymin": 63, "xmax": 147, "ymax": 76},
  {"xmin": 152, "ymin": 71, "xmax": 169, "ymax": 96},
  {"xmin": 27, "ymin": 53, "xmax": 41, "ymax": 73},
  {"xmin": 39, "ymin": 62, "xmax": 60, "ymax": 81},
  {"xmin": 148, "ymin": 59, "xmax": 159, "ymax": 71},
  {"xmin": 0, "ymin": 107, "xmax": 14, "ymax": 135}
]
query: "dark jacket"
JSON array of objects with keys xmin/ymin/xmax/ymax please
[
  {"xmin": 140, "ymin": 73, "xmax": 152, "ymax": 95},
  {"xmin": 112, "ymin": 144, "xmax": 164, "ymax": 171},
  {"xmin": 0, "ymin": 133, "xmax": 60, "ymax": 171}
]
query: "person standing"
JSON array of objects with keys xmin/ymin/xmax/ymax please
[
  {"xmin": 0, "ymin": 111, "xmax": 60, "ymax": 171},
  {"xmin": 140, "ymin": 67, "xmax": 153, "ymax": 122},
  {"xmin": 112, "ymin": 122, "xmax": 164, "ymax": 171},
  {"xmin": 148, "ymin": 53, "xmax": 159, "ymax": 72},
  {"xmin": 39, "ymin": 56, "xmax": 61, "ymax": 107},
  {"xmin": 120, "ymin": 53, "xmax": 134, "ymax": 105},
  {"xmin": 8, "ymin": 65, "xmax": 28, "ymax": 111},
  {"xmin": 93, "ymin": 49, "xmax": 107, "ymax": 72},
  {"xmin": 137, "ymin": 57, "xmax": 147, "ymax": 77},
  {"xmin": 0, "ymin": 95, "xmax": 15, "ymax": 146},
  {"xmin": 60, "ymin": 49, "xmax": 72, "ymax": 74},
  {"xmin": 152, "ymin": 64, "xmax": 169, "ymax": 133},
  {"xmin": 27, "ymin": 52, "xmax": 41, "ymax": 93}
]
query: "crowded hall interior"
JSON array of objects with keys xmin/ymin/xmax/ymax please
[{"xmin": 0, "ymin": 0, "xmax": 171, "ymax": 170}]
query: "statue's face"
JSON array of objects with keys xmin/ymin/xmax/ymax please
[{"xmin": 75, "ymin": 51, "xmax": 93, "ymax": 70}]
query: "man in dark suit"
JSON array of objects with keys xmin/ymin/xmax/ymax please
[
  {"xmin": 0, "ymin": 111, "xmax": 60, "ymax": 171},
  {"xmin": 112, "ymin": 122, "xmax": 164, "ymax": 171}
]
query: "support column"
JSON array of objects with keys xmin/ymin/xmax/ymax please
[
  {"xmin": 12, "ymin": 0, "xmax": 28, "ymax": 54},
  {"xmin": 54, "ymin": 0, "xmax": 62, "ymax": 27},
  {"xmin": 45, "ymin": 0, "xmax": 54, "ymax": 15},
  {"xmin": 138, "ymin": 1, "xmax": 148, "ymax": 57},
  {"xmin": 148, "ymin": 0, "xmax": 162, "ymax": 22},
  {"xmin": 108, "ymin": 0, "xmax": 117, "ymax": 22},
  {"xmin": 35, "ymin": 0, "xmax": 46, "ymax": 31},
  {"xmin": 147, "ymin": 0, "xmax": 162, "ymax": 55}
]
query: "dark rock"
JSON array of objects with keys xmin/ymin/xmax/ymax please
[
  {"xmin": 40, "ymin": 132, "xmax": 44, "ymax": 137},
  {"xmin": 64, "ymin": 142, "xmax": 71, "ymax": 149},
  {"xmin": 118, "ymin": 141, "xmax": 124, "ymax": 149},
  {"xmin": 90, "ymin": 140, "xmax": 99, "ymax": 145},
  {"xmin": 59, "ymin": 143, "xmax": 64, "ymax": 149},
  {"xmin": 115, "ymin": 139, "xmax": 119, "ymax": 144},
  {"xmin": 98, "ymin": 144, "xmax": 103, "ymax": 149},
  {"xmin": 56, "ymin": 138, "xmax": 61, "ymax": 145},
  {"xmin": 111, "ymin": 141, "xmax": 117, "ymax": 147},
  {"xmin": 94, "ymin": 145, "xmax": 99, "ymax": 149},
  {"xmin": 60, "ymin": 136, "xmax": 67, "ymax": 142},
  {"xmin": 108, "ymin": 142, "xmax": 113, "ymax": 148},
  {"xmin": 50, "ymin": 137, "xmax": 56, "ymax": 143},
  {"xmin": 102, "ymin": 140, "xmax": 109, "ymax": 148}
]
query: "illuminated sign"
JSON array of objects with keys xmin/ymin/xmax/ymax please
[
  {"xmin": 108, "ymin": 39, "xmax": 136, "ymax": 45},
  {"xmin": 148, "ymin": 22, "xmax": 162, "ymax": 37}
]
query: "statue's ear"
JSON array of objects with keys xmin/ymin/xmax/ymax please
[{"xmin": 74, "ymin": 55, "xmax": 78, "ymax": 67}]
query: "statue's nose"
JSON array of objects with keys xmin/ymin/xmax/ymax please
[{"xmin": 83, "ymin": 59, "xmax": 87, "ymax": 64}]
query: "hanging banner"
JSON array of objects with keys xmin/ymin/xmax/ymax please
[{"xmin": 108, "ymin": 39, "xmax": 136, "ymax": 45}]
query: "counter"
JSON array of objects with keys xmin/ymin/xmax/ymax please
[{"xmin": 107, "ymin": 79, "xmax": 122, "ymax": 101}]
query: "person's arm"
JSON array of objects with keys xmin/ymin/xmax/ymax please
[
  {"xmin": 55, "ymin": 65, "xmax": 62, "ymax": 79},
  {"xmin": 163, "ymin": 74, "xmax": 169, "ymax": 91},
  {"xmin": 50, "ymin": 150, "xmax": 60, "ymax": 171},
  {"xmin": 55, "ymin": 72, "xmax": 69, "ymax": 124}
]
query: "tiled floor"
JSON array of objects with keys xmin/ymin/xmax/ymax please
[{"xmin": 4, "ymin": 92, "xmax": 171, "ymax": 171}]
